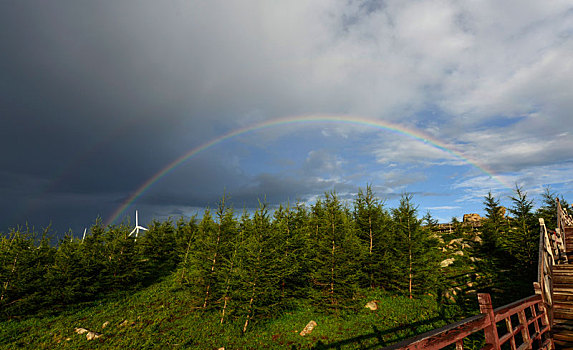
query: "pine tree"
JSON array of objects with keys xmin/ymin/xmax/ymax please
[
  {"xmin": 504, "ymin": 186, "xmax": 538, "ymax": 295},
  {"xmin": 310, "ymin": 192, "xmax": 363, "ymax": 307},
  {"xmin": 0, "ymin": 226, "xmax": 55, "ymax": 317},
  {"xmin": 46, "ymin": 235, "xmax": 93, "ymax": 305},
  {"xmin": 179, "ymin": 210, "xmax": 218, "ymax": 304},
  {"xmin": 176, "ymin": 216, "xmax": 198, "ymax": 284},
  {"xmin": 219, "ymin": 212, "xmax": 243, "ymax": 324},
  {"xmin": 473, "ymin": 192, "xmax": 510, "ymax": 299},
  {"xmin": 239, "ymin": 201, "xmax": 283, "ymax": 332},
  {"xmin": 536, "ymin": 187, "xmax": 569, "ymax": 231},
  {"xmin": 391, "ymin": 194, "xmax": 441, "ymax": 298},
  {"xmin": 142, "ymin": 219, "xmax": 179, "ymax": 278},
  {"xmin": 354, "ymin": 185, "xmax": 391, "ymax": 289},
  {"xmin": 272, "ymin": 203, "xmax": 306, "ymax": 302}
]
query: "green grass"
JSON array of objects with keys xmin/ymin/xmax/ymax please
[{"xmin": 0, "ymin": 280, "xmax": 448, "ymax": 349}]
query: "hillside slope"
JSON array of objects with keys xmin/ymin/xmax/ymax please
[{"xmin": 0, "ymin": 276, "xmax": 447, "ymax": 349}]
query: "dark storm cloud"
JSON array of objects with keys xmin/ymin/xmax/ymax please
[
  {"xmin": 1, "ymin": 1, "xmax": 572, "ymax": 234},
  {"xmin": 0, "ymin": 2, "xmax": 241, "ymax": 232}
]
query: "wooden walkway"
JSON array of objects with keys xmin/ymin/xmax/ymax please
[
  {"xmin": 552, "ymin": 206, "xmax": 573, "ymax": 348},
  {"xmin": 382, "ymin": 199, "xmax": 573, "ymax": 350}
]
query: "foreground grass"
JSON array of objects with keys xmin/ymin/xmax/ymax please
[{"xmin": 0, "ymin": 280, "xmax": 449, "ymax": 349}]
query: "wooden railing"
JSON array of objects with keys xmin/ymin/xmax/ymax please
[
  {"xmin": 557, "ymin": 198, "xmax": 573, "ymax": 245},
  {"xmin": 383, "ymin": 293, "xmax": 551, "ymax": 350},
  {"xmin": 537, "ymin": 217, "xmax": 562, "ymax": 320},
  {"xmin": 382, "ymin": 216, "xmax": 563, "ymax": 350}
]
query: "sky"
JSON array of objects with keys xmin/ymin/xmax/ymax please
[{"xmin": 1, "ymin": 0, "xmax": 573, "ymax": 235}]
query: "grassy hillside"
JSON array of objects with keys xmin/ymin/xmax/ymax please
[{"xmin": 0, "ymin": 276, "xmax": 448, "ymax": 349}]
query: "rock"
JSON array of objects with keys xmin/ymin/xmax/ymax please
[
  {"xmin": 86, "ymin": 331, "xmax": 102, "ymax": 340},
  {"xmin": 74, "ymin": 328, "xmax": 89, "ymax": 335},
  {"xmin": 453, "ymin": 250, "xmax": 464, "ymax": 256},
  {"xmin": 299, "ymin": 320, "xmax": 317, "ymax": 336},
  {"xmin": 443, "ymin": 291, "xmax": 454, "ymax": 302},
  {"xmin": 440, "ymin": 258, "xmax": 455, "ymax": 267},
  {"xmin": 463, "ymin": 213, "xmax": 482, "ymax": 223},
  {"xmin": 119, "ymin": 319, "xmax": 135, "ymax": 327},
  {"xmin": 218, "ymin": 348, "xmax": 225, "ymax": 350},
  {"xmin": 102, "ymin": 321, "xmax": 109, "ymax": 329},
  {"xmin": 365, "ymin": 300, "xmax": 378, "ymax": 310}
]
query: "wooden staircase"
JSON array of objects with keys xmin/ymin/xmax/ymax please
[{"xmin": 552, "ymin": 227, "xmax": 573, "ymax": 348}]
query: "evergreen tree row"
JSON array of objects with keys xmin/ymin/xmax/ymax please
[{"xmin": 0, "ymin": 185, "xmax": 567, "ymax": 328}]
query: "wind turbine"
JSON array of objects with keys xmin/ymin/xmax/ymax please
[
  {"xmin": 129, "ymin": 210, "xmax": 148, "ymax": 241},
  {"xmin": 82, "ymin": 228, "xmax": 87, "ymax": 242}
]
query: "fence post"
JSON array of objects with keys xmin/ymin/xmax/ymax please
[{"xmin": 478, "ymin": 293, "xmax": 500, "ymax": 350}]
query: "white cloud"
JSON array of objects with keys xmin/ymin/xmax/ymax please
[
  {"xmin": 425, "ymin": 206, "xmax": 461, "ymax": 211},
  {"xmin": 371, "ymin": 136, "xmax": 460, "ymax": 166}
]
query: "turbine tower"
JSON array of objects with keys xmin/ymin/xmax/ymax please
[{"xmin": 129, "ymin": 210, "xmax": 148, "ymax": 241}]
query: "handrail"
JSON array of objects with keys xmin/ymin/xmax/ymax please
[
  {"xmin": 382, "ymin": 294, "xmax": 550, "ymax": 350},
  {"xmin": 557, "ymin": 198, "xmax": 573, "ymax": 243},
  {"xmin": 538, "ymin": 218, "xmax": 555, "ymax": 313}
]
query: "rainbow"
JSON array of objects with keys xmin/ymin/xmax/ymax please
[{"xmin": 106, "ymin": 114, "xmax": 510, "ymax": 225}]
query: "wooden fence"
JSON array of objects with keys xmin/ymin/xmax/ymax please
[{"xmin": 383, "ymin": 293, "xmax": 551, "ymax": 350}]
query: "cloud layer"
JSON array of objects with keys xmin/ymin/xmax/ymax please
[{"xmin": 1, "ymin": 0, "xmax": 572, "ymax": 232}]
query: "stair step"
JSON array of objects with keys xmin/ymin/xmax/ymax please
[
  {"xmin": 554, "ymin": 312, "xmax": 573, "ymax": 320},
  {"xmin": 554, "ymin": 302, "xmax": 573, "ymax": 310},
  {"xmin": 553, "ymin": 264, "xmax": 573, "ymax": 269},
  {"xmin": 554, "ymin": 319, "xmax": 573, "ymax": 326},
  {"xmin": 552, "ymin": 278, "xmax": 573, "ymax": 282},
  {"xmin": 551, "ymin": 272, "xmax": 573, "ymax": 276},
  {"xmin": 554, "ymin": 294, "xmax": 573, "ymax": 302},
  {"xmin": 554, "ymin": 332, "xmax": 573, "ymax": 342},
  {"xmin": 553, "ymin": 339, "xmax": 573, "ymax": 350},
  {"xmin": 552, "ymin": 287, "xmax": 573, "ymax": 293},
  {"xmin": 555, "ymin": 306, "xmax": 573, "ymax": 313},
  {"xmin": 554, "ymin": 323, "xmax": 573, "ymax": 331},
  {"xmin": 552, "ymin": 280, "xmax": 573, "ymax": 285}
]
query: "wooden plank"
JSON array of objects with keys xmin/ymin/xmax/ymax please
[
  {"xmin": 552, "ymin": 302, "xmax": 573, "ymax": 309},
  {"xmin": 479, "ymin": 294, "xmax": 501, "ymax": 350},
  {"xmin": 381, "ymin": 314, "xmax": 489, "ymax": 350},
  {"xmin": 539, "ymin": 338, "xmax": 553, "ymax": 350},
  {"xmin": 494, "ymin": 295, "xmax": 541, "ymax": 322},
  {"xmin": 530, "ymin": 305, "xmax": 540, "ymax": 338},
  {"xmin": 517, "ymin": 310, "xmax": 531, "ymax": 349},
  {"xmin": 504, "ymin": 316, "xmax": 517, "ymax": 350}
]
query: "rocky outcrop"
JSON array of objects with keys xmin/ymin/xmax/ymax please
[{"xmin": 463, "ymin": 213, "xmax": 482, "ymax": 223}]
